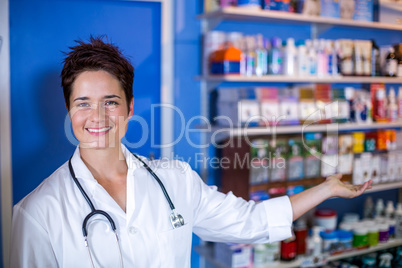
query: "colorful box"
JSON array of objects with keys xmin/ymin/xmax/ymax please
[
  {"xmin": 287, "ymin": 138, "xmax": 304, "ymax": 181},
  {"xmin": 298, "ymin": 0, "xmax": 320, "ymax": 16},
  {"xmin": 352, "ymin": 132, "xmax": 365, "ymax": 153},
  {"xmin": 269, "ymin": 138, "xmax": 288, "ymax": 182},
  {"xmin": 353, "ymin": 0, "xmax": 373, "ymax": 22},
  {"xmin": 262, "ymin": 0, "xmax": 291, "ymax": 11},
  {"xmin": 250, "ymin": 139, "xmax": 270, "ymax": 185},
  {"xmin": 320, "ymin": 0, "xmax": 340, "ymax": 18},
  {"xmin": 303, "ymin": 133, "xmax": 322, "ymax": 178}
]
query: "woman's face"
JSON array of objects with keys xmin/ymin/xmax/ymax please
[{"xmin": 69, "ymin": 70, "xmax": 134, "ymax": 149}]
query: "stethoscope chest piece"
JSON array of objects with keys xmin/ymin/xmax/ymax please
[{"xmin": 170, "ymin": 210, "xmax": 185, "ymax": 229}]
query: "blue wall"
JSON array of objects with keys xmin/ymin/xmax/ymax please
[{"xmin": 10, "ymin": 0, "xmax": 161, "ymax": 203}]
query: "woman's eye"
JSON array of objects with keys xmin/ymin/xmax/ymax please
[
  {"xmin": 105, "ymin": 100, "xmax": 118, "ymax": 106},
  {"xmin": 77, "ymin": 103, "xmax": 90, "ymax": 108}
]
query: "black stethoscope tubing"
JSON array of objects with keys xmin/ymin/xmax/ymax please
[{"xmin": 68, "ymin": 153, "xmax": 179, "ymax": 237}]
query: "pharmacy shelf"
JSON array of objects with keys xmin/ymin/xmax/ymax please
[
  {"xmin": 198, "ymin": 7, "xmax": 402, "ymax": 31},
  {"xmin": 195, "ymin": 239, "xmax": 402, "ymax": 268},
  {"xmin": 205, "ymin": 122, "xmax": 402, "ymax": 143},
  {"xmin": 197, "ymin": 75, "xmax": 402, "ymax": 84},
  {"xmin": 365, "ymin": 181, "xmax": 402, "ymax": 194},
  {"xmin": 327, "ymin": 238, "xmax": 402, "ymax": 262}
]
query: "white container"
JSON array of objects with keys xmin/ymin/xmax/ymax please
[{"xmin": 315, "ymin": 209, "xmax": 337, "ymax": 231}]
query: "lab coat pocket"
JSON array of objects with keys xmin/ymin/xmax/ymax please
[{"xmin": 157, "ymin": 223, "xmax": 192, "ymax": 267}]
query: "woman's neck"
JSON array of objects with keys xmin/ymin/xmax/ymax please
[{"xmin": 79, "ymin": 144, "xmax": 128, "ymax": 183}]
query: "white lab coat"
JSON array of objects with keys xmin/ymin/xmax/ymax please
[{"xmin": 10, "ymin": 145, "xmax": 293, "ymax": 268}]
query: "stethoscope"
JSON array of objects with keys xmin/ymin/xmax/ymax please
[{"xmin": 68, "ymin": 153, "xmax": 185, "ymax": 268}]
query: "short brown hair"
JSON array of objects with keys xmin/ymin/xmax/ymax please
[{"xmin": 61, "ymin": 36, "xmax": 134, "ymax": 111}]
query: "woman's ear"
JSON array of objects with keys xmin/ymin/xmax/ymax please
[{"xmin": 128, "ymin": 98, "xmax": 134, "ymax": 119}]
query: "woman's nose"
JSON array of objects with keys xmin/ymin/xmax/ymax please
[{"xmin": 89, "ymin": 103, "xmax": 106, "ymax": 122}]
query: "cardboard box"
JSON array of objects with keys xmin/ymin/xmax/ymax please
[
  {"xmin": 354, "ymin": 0, "xmax": 374, "ymax": 21},
  {"xmin": 378, "ymin": 0, "xmax": 402, "ymax": 24},
  {"xmin": 298, "ymin": 0, "xmax": 320, "ymax": 16},
  {"xmin": 320, "ymin": 0, "xmax": 340, "ymax": 18}
]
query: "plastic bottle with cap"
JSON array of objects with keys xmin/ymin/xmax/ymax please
[
  {"xmin": 387, "ymin": 88, "xmax": 398, "ymax": 122},
  {"xmin": 308, "ymin": 226, "xmax": 323, "ymax": 257},
  {"xmin": 364, "ymin": 196, "xmax": 374, "ymax": 219},
  {"xmin": 385, "ymin": 200, "xmax": 395, "ymax": 219},
  {"xmin": 284, "ymin": 37, "xmax": 296, "ymax": 76},
  {"xmin": 375, "ymin": 199, "xmax": 385, "ymax": 218},
  {"xmin": 395, "ymin": 203, "xmax": 402, "ymax": 238}
]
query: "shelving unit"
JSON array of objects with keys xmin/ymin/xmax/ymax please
[
  {"xmin": 198, "ymin": 7, "xmax": 402, "ymax": 31},
  {"xmin": 197, "ymin": 6, "xmax": 402, "ymax": 268},
  {"xmin": 204, "ymin": 122, "xmax": 402, "ymax": 143},
  {"xmin": 198, "ymin": 75, "xmax": 402, "ymax": 84},
  {"xmin": 195, "ymin": 239, "xmax": 402, "ymax": 268}
]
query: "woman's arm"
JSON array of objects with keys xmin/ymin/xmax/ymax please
[{"xmin": 290, "ymin": 174, "xmax": 373, "ymax": 221}]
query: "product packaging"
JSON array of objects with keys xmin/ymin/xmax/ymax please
[
  {"xmin": 339, "ymin": 39, "xmax": 354, "ymax": 76},
  {"xmin": 352, "ymin": 132, "xmax": 365, "ymax": 153},
  {"xmin": 353, "ymin": 0, "xmax": 373, "ymax": 22},
  {"xmin": 315, "ymin": 209, "xmax": 337, "ymax": 231},
  {"xmin": 340, "ymin": 0, "xmax": 355, "ymax": 19},
  {"xmin": 209, "ymin": 40, "xmax": 242, "ymax": 75},
  {"xmin": 371, "ymin": 154, "xmax": 381, "ymax": 184},
  {"xmin": 338, "ymin": 135, "xmax": 353, "ymax": 175},
  {"xmin": 299, "ymin": 85, "xmax": 319, "ymax": 124},
  {"xmin": 280, "ymin": 232, "xmax": 296, "ymax": 261},
  {"xmin": 237, "ymin": 0, "xmax": 260, "ymax": 9},
  {"xmin": 354, "ymin": 40, "xmax": 372, "ymax": 76},
  {"xmin": 396, "ymin": 152, "xmax": 402, "ymax": 180},
  {"xmin": 353, "ymin": 227, "xmax": 369, "ymax": 249},
  {"xmin": 262, "ymin": 0, "xmax": 291, "ymax": 11},
  {"xmin": 320, "ymin": 231, "xmax": 338, "ymax": 253},
  {"xmin": 204, "ymin": 31, "xmax": 226, "ymax": 75},
  {"xmin": 370, "ymin": 83, "xmax": 388, "ymax": 122},
  {"xmin": 269, "ymin": 138, "xmax": 288, "ymax": 182},
  {"xmin": 364, "ymin": 132, "xmax": 377, "ymax": 152},
  {"xmin": 303, "ymin": 133, "xmax": 322, "ymax": 178},
  {"xmin": 331, "ymin": 88, "xmax": 350, "ymax": 123},
  {"xmin": 214, "ymin": 243, "xmax": 253, "ymax": 268},
  {"xmin": 287, "ymin": 137, "xmax": 304, "ymax": 181},
  {"xmin": 353, "ymin": 153, "xmax": 372, "ymax": 184},
  {"xmin": 321, "ymin": 134, "xmax": 338, "ymax": 177},
  {"xmin": 294, "ymin": 219, "xmax": 308, "ymax": 255},
  {"xmin": 337, "ymin": 230, "xmax": 354, "ymax": 252},
  {"xmin": 278, "ymin": 88, "xmax": 299, "ymax": 125},
  {"xmin": 254, "ymin": 35, "xmax": 268, "ymax": 76},
  {"xmin": 253, "ymin": 242, "xmax": 280, "ymax": 268},
  {"xmin": 214, "ymin": 88, "xmax": 260, "ymax": 127},
  {"xmin": 249, "ymin": 139, "xmax": 269, "ymax": 185},
  {"xmin": 387, "ymin": 152, "xmax": 397, "ymax": 182},
  {"xmin": 320, "ymin": 0, "xmax": 340, "ymax": 18},
  {"xmin": 268, "ymin": 37, "xmax": 283, "ymax": 75},
  {"xmin": 354, "ymin": 90, "xmax": 372, "ymax": 123},
  {"xmin": 315, "ymin": 84, "xmax": 332, "ymax": 124},
  {"xmin": 257, "ymin": 87, "xmax": 280, "ymax": 126},
  {"xmin": 298, "ymin": 0, "xmax": 320, "ymax": 16}
]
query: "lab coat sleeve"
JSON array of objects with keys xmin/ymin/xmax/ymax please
[
  {"xmin": 10, "ymin": 204, "xmax": 58, "ymax": 268},
  {"xmin": 190, "ymin": 169, "xmax": 293, "ymax": 244}
]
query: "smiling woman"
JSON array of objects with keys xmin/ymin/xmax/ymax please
[
  {"xmin": 68, "ymin": 70, "xmax": 134, "ymax": 150},
  {"xmin": 9, "ymin": 36, "xmax": 372, "ymax": 268}
]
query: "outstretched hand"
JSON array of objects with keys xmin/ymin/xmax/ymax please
[{"xmin": 325, "ymin": 174, "xmax": 373, "ymax": 199}]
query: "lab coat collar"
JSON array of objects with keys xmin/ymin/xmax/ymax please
[{"xmin": 70, "ymin": 144, "xmax": 144, "ymax": 184}]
